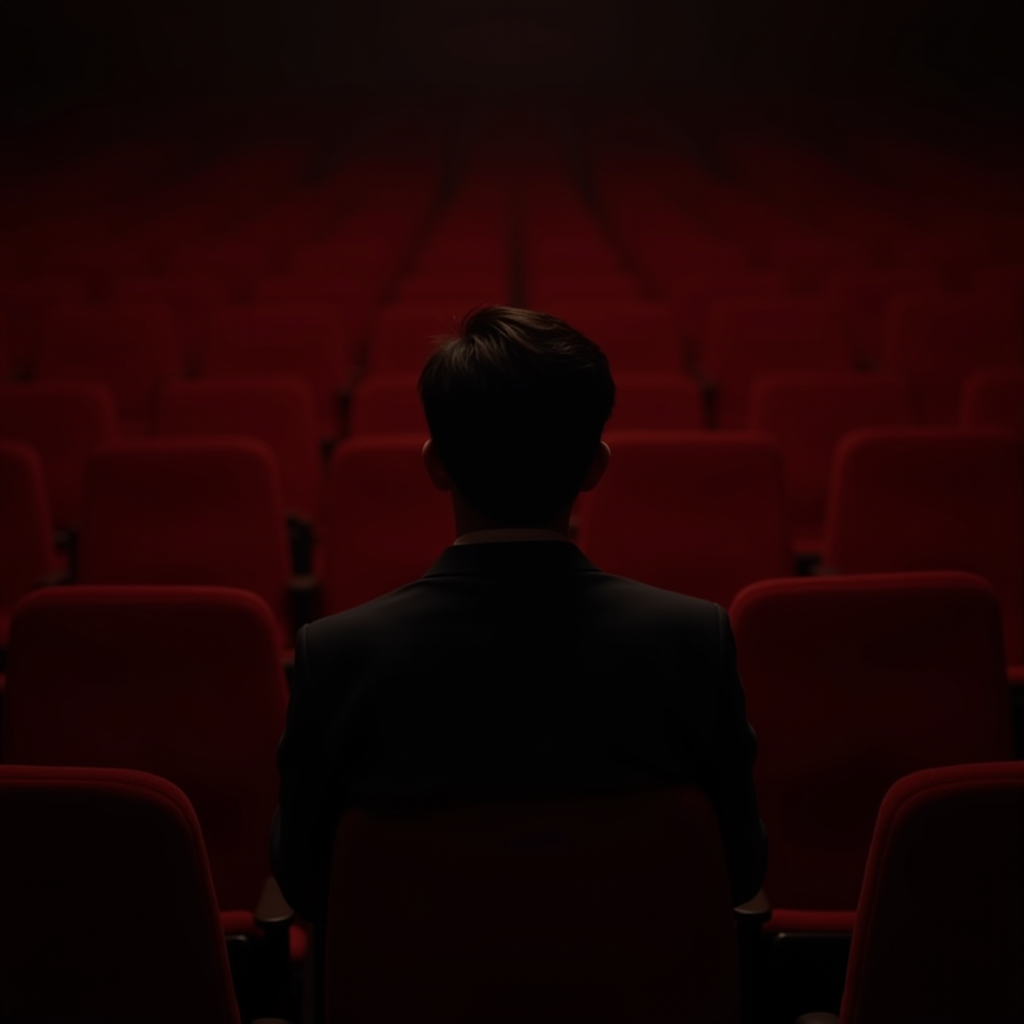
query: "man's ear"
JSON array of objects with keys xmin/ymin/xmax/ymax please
[
  {"xmin": 579, "ymin": 441, "xmax": 610, "ymax": 493},
  {"xmin": 422, "ymin": 438, "xmax": 453, "ymax": 492}
]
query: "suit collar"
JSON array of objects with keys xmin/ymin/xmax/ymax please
[{"xmin": 423, "ymin": 541, "xmax": 600, "ymax": 579}]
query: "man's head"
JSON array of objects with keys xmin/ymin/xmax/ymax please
[{"xmin": 419, "ymin": 306, "xmax": 615, "ymax": 529}]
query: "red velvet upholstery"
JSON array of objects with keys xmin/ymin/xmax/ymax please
[
  {"xmin": 579, "ymin": 431, "xmax": 792, "ymax": 607},
  {"xmin": 322, "ymin": 435, "xmax": 453, "ymax": 613},
  {"xmin": 365, "ymin": 303, "xmax": 466, "ymax": 377},
  {"xmin": 77, "ymin": 438, "xmax": 293, "ymax": 636},
  {"xmin": 880, "ymin": 294, "xmax": 1024, "ymax": 423},
  {"xmin": 158, "ymin": 376, "xmax": 323, "ymax": 523},
  {"xmin": 347, "ymin": 375, "xmax": 428, "ymax": 436},
  {"xmin": 0, "ymin": 275, "xmax": 90, "ymax": 377},
  {"xmin": 609, "ymin": 373, "xmax": 705, "ymax": 430},
  {"xmin": 2, "ymin": 586, "xmax": 287, "ymax": 916},
  {"xmin": 203, "ymin": 302, "xmax": 356, "ymax": 437},
  {"xmin": 327, "ymin": 788, "xmax": 741, "ymax": 1024},
  {"xmin": 535, "ymin": 300, "xmax": 687, "ymax": 374},
  {"xmin": 823, "ymin": 427, "xmax": 1024, "ymax": 663},
  {"xmin": 959, "ymin": 365, "xmax": 1024, "ymax": 440},
  {"xmin": 0, "ymin": 381, "xmax": 118, "ymax": 530},
  {"xmin": 32, "ymin": 303, "xmax": 181, "ymax": 433},
  {"xmin": 749, "ymin": 372, "xmax": 911, "ymax": 552},
  {"xmin": 700, "ymin": 296, "xmax": 849, "ymax": 427},
  {"xmin": 730, "ymin": 573, "xmax": 1014, "ymax": 926},
  {"xmin": 839, "ymin": 761, "xmax": 1024, "ymax": 1024},
  {"xmin": 0, "ymin": 764, "xmax": 240, "ymax": 1024},
  {"xmin": 0, "ymin": 442, "xmax": 55, "ymax": 645}
]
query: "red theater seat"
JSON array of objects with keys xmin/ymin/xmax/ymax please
[
  {"xmin": 158, "ymin": 377, "xmax": 323, "ymax": 526},
  {"xmin": 578, "ymin": 432, "xmax": 792, "ymax": 606},
  {"xmin": 322, "ymin": 436, "xmax": 452, "ymax": 614},
  {"xmin": 0, "ymin": 765, "xmax": 241, "ymax": 1024},
  {"xmin": 0, "ymin": 274, "xmax": 90, "ymax": 377},
  {"xmin": 730, "ymin": 573, "xmax": 1014, "ymax": 936},
  {"xmin": 32, "ymin": 304, "xmax": 181, "ymax": 433},
  {"xmin": 77, "ymin": 438, "xmax": 295, "ymax": 641},
  {"xmin": 959, "ymin": 365, "xmax": 1024, "ymax": 440},
  {"xmin": 700, "ymin": 297, "xmax": 849, "ymax": 427},
  {"xmin": 396, "ymin": 268, "xmax": 511, "ymax": 305},
  {"xmin": 203, "ymin": 303, "xmax": 356, "ymax": 438},
  {"xmin": 826, "ymin": 761, "xmax": 1024, "ymax": 1024},
  {"xmin": 880, "ymin": 294, "xmax": 1024, "ymax": 423},
  {"xmin": 608, "ymin": 373, "xmax": 705, "ymax": 430},
  {"xmin": 327, "ymin": 788, "xmax": 740, "ymax": 1024},
  {"xmin": 0, "ymin": 442, "xmax": 56, "ymax": 647},
  {"xmin": 749, "ymin": 372, "xmax": 911, "ymax": 553},
  {"xmin": 364, "ymin": 304, "xmax": 464, "ymax": 377},
  {"xmin": 537, "ymin": 300, "xmax": 687, "ymax": 375},
  {"xmin": 527, "ymin": 270, "xmax": 643, "ymax": 308},
  {"xmin": 347, "ymin": 375, "xmax": 427, "ymax": 436},
  {"xmin": 0, "ymin": 381, "xmax": 118, "ymax": 531},
  {"xmin": 823, "ymin": 427, "xmax": 1024, "ymax": 665}
]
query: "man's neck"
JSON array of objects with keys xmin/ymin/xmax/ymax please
[{"xmin": 453, "ymin": 527, "xmax": 570, "ymax": 546}]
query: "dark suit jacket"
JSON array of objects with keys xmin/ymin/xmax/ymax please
[{"xmin": 272, "ymin": 541, "xmax": 766, "ymax": 922}]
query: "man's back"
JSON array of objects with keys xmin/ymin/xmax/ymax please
[{"xmin": 274, "ymin": 539, "xmax": 766, "ymax": 923}]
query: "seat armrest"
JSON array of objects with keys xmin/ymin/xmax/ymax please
[
  {"xmin": 734, "ymin": 888, "xmax": 772, "ymax": 926},
  {"xmin": 795, "ymin": 1013, "xmax": 840, "ymax": 1024},
  {"xmin": 254, "ymin": 877, "xmax": 295, "ymax": 1018},
  {"xmin": 288, "ymin": 574, "xmax": 321, "ymax": 630}
]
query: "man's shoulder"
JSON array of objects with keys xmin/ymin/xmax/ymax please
[{"xmin": 304, "ymin": 568, "xmax": 723, "ymax": 652}]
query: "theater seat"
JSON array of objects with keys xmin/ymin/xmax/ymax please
[
  {"xmin": 823, "ymin": 427, "xmax": 1024, "ymax": 665},
  {"xmin": 0, "ymin": 381, "xmax": 118, "ymax": 531},
  {"xmin": 77, "ymin": 438, "xmax": 296, "ymax": 642},
  {"xmin": 0, "ymin": 442, "xmax": 56, "ymax": 648},
  {"xmin": 579, "ymin": 431, "xmax": 792, "ymax": 607},
  {"xmin": 959, "ymin": 365, "xmax": 1024, "ymax": 440},
  {"xmin": 364, "ymin": 304, "xmax": 464, "ymax": 378},
  {"xmin": 731, "ymin": 573, "xmax": 1013, "ymax": 932},
  {"xmin": 797, "ymin": 761, "xmax": 1024, "ymax": 1024},
  {"xmin": 327, "ymin": 787, "xmax": 741, "ymax": 1024},
  {"xmin": 347, "ymin": 375, "xmax": 428, "ymax": 436},
  {"xmin": 0, "ymin": 765, "xmax": 241, "ymax": 1024},
  {"xmin": 749, "ymin": 372, "xmax": 911, "ymax": 555},
  {"xmin": 322, "ymin": 436, "xmax": 452, "ymax": 613},
  {"xmin": 608, "ymin": 373, "xmax": 705, "ymax": 430},
  {"xmin": 880, "ymin": 294, "xmax": 1024, "ymax": 423},
  {"xmin": 32, "ymin": 304, "xmax": 182, "ymax": 433}
]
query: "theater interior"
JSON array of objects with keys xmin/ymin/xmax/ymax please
[{"xmin": 1, "ymin": 1, "xmax": 1022, "ymax": 1022}]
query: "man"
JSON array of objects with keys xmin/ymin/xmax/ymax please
[{"xmin": 272, "ymin": 305, "xmax": 766, "ymax": 928}]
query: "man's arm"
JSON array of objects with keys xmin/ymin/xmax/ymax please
[
  {"xmin": 271, "ymin": 624, "xmax": 347, "ymax": 923},
  {"xmin": 705, "ymin": 606, "xmax": 768, "ymax": 906}
]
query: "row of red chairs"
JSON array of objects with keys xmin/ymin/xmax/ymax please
[
  {"xmin": 3, "ymin": 424, "xmax": 1022, "ymax": 673},
  {"xmin": 2, "ymin": 289, "xmax": 1020, "ymax": 435},
  {"xmin": 4, "ymin": 758, "xmax": 1020, "ymax": 1023},
  {"xmin": 1, "ymin": 577, "xmax": 1020, "ymax": 1020}
]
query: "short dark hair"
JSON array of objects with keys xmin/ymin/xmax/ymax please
[{"xmin": 418, "ymin": 306, "xmax": 616, "ymax": 527}]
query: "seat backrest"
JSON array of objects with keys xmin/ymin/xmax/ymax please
[
  {"xmin": 365, "ymin": 303, "xmax": 465, "ymax": 376},
  {"xmin": 33, "ymin": 303, "xmax": 181, "ymax": 432},
  {"xmin": 158, "ymin": 376, "xmax": 323, "ymax": 522},
  {"xmin": 842, "ymin": 761, "xmax": 1024, "ymax": 1024},
  {"xmin": 730, "ymin": 572, "xmax": 1014, "ymax": 912},
  {"xmin": 823, "ymin": 426, "xmax": 1024, "ymax": 662},
  {"xmin": 579, "ymin": 431, "xmax": 792, "ymax": 607},
  {"xmin": 347, "ymin": 375, "xmax": 428, "ymax": 436},
  {"xmin": 0, "ymin": 441, "xmax": 55, "ymax": 617},
  {"xmin": 203, "ymin": 302, "xmax": 355, "ymax": 437},
  {"xmin": 533, "ymin": 300, "xmax": 686, "ymax": 374},
  {"xmin": 608, "ymin": 373, "xmax": 705, "ymax": 430},
  {"xmin": 749, "ymin": 372, "xmax": 911, "ymax": 545},
  {"xmin": 880, "ymin": 294, "xmax": 1024, "ymax": 423},
  {"xmin": 0, "ymin": 764, "xmax": 241, "ymax": 1024},
  {"xmin": 77, "ymin": 437, "xmax": 292, "ymax": 628},
  {"xmin": 327, "ymin": 787, "xmax": 740, "ymax": 1024},
  {"xmin": 959, "ymin": 365, "xmax": 1024, "ymax": 440},
  {"xmin": 322, "ymin": 435, "xmax": 453, "ymax": 613},
  {"xmin": 2, "ymin": 586, "xmax": 287, "ymax": 911},
  {"xmin": 701, "ymin": 296, "xmax": 850, "ymax": 427},
  {"xmin": 0, "ymin": 381, "xmax": 118, "ymax": 529}
]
